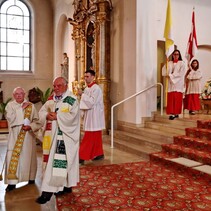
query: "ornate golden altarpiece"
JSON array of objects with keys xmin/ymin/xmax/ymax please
[{"xmin": 69, "ymin": 0, "xmax": 112, "ymax": 133}]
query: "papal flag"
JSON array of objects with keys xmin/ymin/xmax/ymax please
[
  {"xmin": 164, "ymin": 0, "xmax": 174, "ymax": 58},
  {"xmin": 185, "ymin": 9, "xmax": 198, "ymax": 62}
]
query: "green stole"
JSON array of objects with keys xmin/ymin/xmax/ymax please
[
  {"xmin": 48, "ymin": 96, "xmax": 76, "ymax": 186},
  {"xmin": 7, "ymin": 103, "xmax": 33, "ymax": 180}
]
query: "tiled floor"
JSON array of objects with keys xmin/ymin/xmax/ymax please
[{"xmin": 0, "ymin": 135, "xmax": 145, "ymax": 211}]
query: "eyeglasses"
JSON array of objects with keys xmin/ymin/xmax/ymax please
[{"xmin": 173, "ymin": 53, "xmax": 179, "ymax": 56}]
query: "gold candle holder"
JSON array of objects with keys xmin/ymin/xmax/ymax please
[
  {"xmin": 72, "ymin": 80, "xmax": 79, "ymax": 96},
  {"xmin": 79, "ymin": 79, "xmax": 86, "ymax": 91}
]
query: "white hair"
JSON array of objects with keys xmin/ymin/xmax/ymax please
[
  {"xmin": 13, "ymin": 87, "xmax": 25, "ymax": 94},
  {"xmin": 53, "ymin": 77, "xmax": 68, "ymax": 85}
]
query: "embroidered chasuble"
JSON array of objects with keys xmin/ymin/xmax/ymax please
[
  {"xmin": 42, "ymin": 121, "xmax": 53, "ymax": 168},
  {"xmin": 42, "ymin": 100, "xmax": 55, "ymax": 169},
  {"xmin": 48, "ymin": 96, "xmax": 75, "ymax": 186},
  {"xmin": 49, "ymin": 128, "xmax": 67, "ymax": 186},
  {"xmin": 7, "ymin": 104, "xmax": 32, "ymax": 180},
  {"xmin": 39, "ymin": 92, "xmax": 80, "ymax": 193}
]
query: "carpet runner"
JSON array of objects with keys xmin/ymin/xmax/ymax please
[
  {"xmin": 56, "ymin": 161, "xmax": 211, "ymax": 210},
  {"xmin": 150, "ymin": 119, "xmax": 211, "ymax": 168}
]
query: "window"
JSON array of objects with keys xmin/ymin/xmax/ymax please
[{"xmin": 0, "ymin": 0, "xmax": 31, "ymax": 72}]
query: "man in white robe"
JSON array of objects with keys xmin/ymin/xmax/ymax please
[
  {"xmin": 4, "ymin": 87, "xmax": 40, "ymax": 192},
  {"xmin": 77, "ymin": 70, "xmax": 105, "ymax": 164},
  {"xmin": 36, "ymin": 77, "xmax": 80, "ymax": 204}
]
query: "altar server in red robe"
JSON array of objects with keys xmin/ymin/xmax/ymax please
[
  {"xmin": 184, "ymin": 59, "xmax": 202, "ymax": 114},
  {"xmin": 162, "ymin": 49, "xmax": 186, "ymax": 120},
  {"xmin": 78, "ymin": 70, "xmax": 105, "ymax": 164}
]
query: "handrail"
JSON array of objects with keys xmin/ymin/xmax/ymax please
[{"xmin": 111, "ymin": 83, "xmax": 163, "ymax": 148}]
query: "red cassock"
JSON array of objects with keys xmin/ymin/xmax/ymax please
[
  {"xmin": 79, "ymin": 131, "xmax": 104, "ymax": 160},
  {"xmin": 166, "ymin": 92, "xmax": 183, "ymax": 115},
  {"xmin": 183, "ymin": 94, "xmax": 200, "ymax": 111}
]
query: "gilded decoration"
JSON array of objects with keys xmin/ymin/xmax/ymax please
[{"xmin": 69, "ymin": 0, "xmax": 112, "ymax": 133}]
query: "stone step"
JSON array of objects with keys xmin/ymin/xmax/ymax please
[
  {"xmin": 113, "ymin": 112, "xmax": 211, "ymax": 177},
  {"xmin": 113, "ymin": 114, "xmax": 201, "ymax": 165},
  {"xmin": 153, "ymin": 114, "xmax": 198, "ymax": 127},
  {"xmin": 104, "ymin": 137, "xmax": 156, "ymax": 161},
  {"xmin": 0, "ymin": 128, "xmax": 9, "ymax": 134},
  {"xmin": 113, "ymin": 130, "xmax": 168, "ymax": 151},
  {"xmin": 117, "ymin": 125, "xmax": 177, "ymax": 141},
  {"xmin": 145, "ymin": 121, "xmax": 186, "ymax": 135}
]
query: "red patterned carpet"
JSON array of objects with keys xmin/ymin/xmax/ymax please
[{"xmin": 56, "ymin": 161, "xmax": 211, "ymax": 210}]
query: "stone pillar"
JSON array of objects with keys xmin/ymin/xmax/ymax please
[{"xmin": 96, "ymin": 1, "xmax": 112, "ymax": 133}]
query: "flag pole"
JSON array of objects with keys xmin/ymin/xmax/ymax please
[
  {"xmin": 185, "ymin": 6, "xmax": 198, "ymax": 63},
  {"xmin": 165, "ymin": 57, "xmax": 168, "ymax": 107},
  {"xmin": 184, "ymin": 6, "xmax": 198, "ymax": 101},
  {"xmin": 163, "ymin": 0, "xmax": 174, "ymax": 107}
]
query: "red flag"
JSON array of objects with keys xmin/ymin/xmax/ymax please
[{"xmin": 185, "ymin": 9, "xmax": 198, "ymax": 62}]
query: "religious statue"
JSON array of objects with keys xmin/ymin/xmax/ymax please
[
  {"xmin": 61, "ymin": 52, "xmax": 69, "ymax": 81},
  {"xmin": 88, "ymin": 0, "xmax": 98, "ymax": 14},
  {"xmin": 87, "ymin": 24, "xmax": 95, "ymax": 70}
]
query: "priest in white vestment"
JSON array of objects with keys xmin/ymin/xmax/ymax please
[
  {"xmin": 4, "ymin": 87, "xmax": 40, "ymax": 192},
  {"xmin": 36, "ymin": 77, "xmax": 80, "ymax": 204}
]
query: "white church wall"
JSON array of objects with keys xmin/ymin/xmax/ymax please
[
  {"xmin": 110, "ymin": 0, "xmax": 211, "ymax": 126},
  {"xmin": 110, "ymin": 0, "xmax": 137, "ymax": 126},
  {"xmin": 198, "ymin": 48, "xmax": 211, "ymax": 89},
  {"xmin": 52, "ymin": 0, "xmax": 75, "ymax": 88},
  {"xmin": 136, "ymin": 0, "xmax": 158, "ymax": 122}
]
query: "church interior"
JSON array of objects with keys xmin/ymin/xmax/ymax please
[{"xmin": 1, "ymin": 0, "xmax": 211, "ymax": 210}]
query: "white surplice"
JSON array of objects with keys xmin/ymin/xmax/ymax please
[
  {"xmin": 186, "ymin": 69, "xmax": 202, "ymax": 94},
  {"xmin": 162, "ymin": 60, "xmax": 186, "ymax": 93},
  {"xmin": 80, "ymin": 83, "xmax": 105, "ymax": 131}
]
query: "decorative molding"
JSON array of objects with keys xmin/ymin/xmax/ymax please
[{"xmin": 198, "ymin": 45, "xmax": 211, "ymax": 51}]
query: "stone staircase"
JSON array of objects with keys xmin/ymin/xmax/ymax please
[
  {"xmin": 151, "ymin": 118, "xmax": 211, "ymax": 174},
  {"xmin": 107, "ymin": 112, "xmax": 196, "ymax": 160},
  {"xmin": 107, "ymin": 112, "xmax": 211, "ymax": 176}
]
